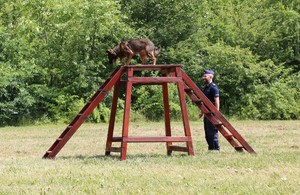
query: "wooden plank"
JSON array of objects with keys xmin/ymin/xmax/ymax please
[
  {"xmin": 162, "ymin": 82, "xmax": 173, "ymax": 155},
  {"xmin": 120, "ymin": 67, "xmax": 133, "ymax": 160},
  {"xmin": 112, "ymin": 137, "xmax": 122, "ymax": 142},
  {"xmin": 112, "ymin": 136, "xmax": 192, "ymax": 142},
  {"xmin": 106, "ymin": 147, "xmax": 122, "ymax": 153},
  {"xmin": 105, "ymin": 81, "xmax": 121, "ymax": 155},
  {"xmin": 168, "ymin": 146, "xmax": 189, "ymax": 152},
  {"xmin": 234, "ymin": 146, "xmax": 244, "ymax": 151},
  {"xmin": 125, "ymin": 64, "xmax": 181, "ymax": 70},
  {"xmin": 224, "ymin": 134, "xmax": 233, "ymax": 139},
  {"xmin": 176, "ymin": 67, "xmax": 194, "ymax": 156},
  {"xmin": 122, "ymin": 136, "xmax": 192, "ymax": 142},
  {"xmin": 128, "ymin": 77, "xmax": 180, "ymax": 84}
]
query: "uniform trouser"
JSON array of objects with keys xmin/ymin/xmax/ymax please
[{"xmin": 204, "ymin": 116, "xmax": 220, "ymax": 150}]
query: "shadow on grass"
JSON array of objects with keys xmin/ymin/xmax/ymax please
[{"xmin": 57, "ymin": 153, "xmax": 190, "ymax": 161}]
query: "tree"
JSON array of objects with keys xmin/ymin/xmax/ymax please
[
  {"xmin": 120, "ymin": 0, "xmax": 201, "ymax": 49},
  {"xmin": 0, "ymin": 0, "xmax": 133, "ymax": 125}
]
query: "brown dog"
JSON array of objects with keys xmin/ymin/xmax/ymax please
[{"xmin": 107, "ymin": 39, "xmax": 161, "ymax": 65}]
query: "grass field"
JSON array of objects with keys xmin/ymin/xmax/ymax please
[{"xmin": 0, "ymin": 120, "xmax": 299, "ymax": 194}]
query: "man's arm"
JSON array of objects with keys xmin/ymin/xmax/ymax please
[
  {"xmin": 214, "ymin": 96, "xmax": 220, "ymax": 111},
  {"xmin": 199, "ymin": 96, "xmax": 219, "ymax": 118}
]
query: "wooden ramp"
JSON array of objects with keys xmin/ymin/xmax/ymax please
[{"xmin": 43, "ymin": 64, "xmax": 255, "ymax": 160}]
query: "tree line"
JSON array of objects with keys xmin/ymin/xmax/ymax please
[{"xmin": 0, "ymin": 0, "xmax": 299, "ymax": 126}]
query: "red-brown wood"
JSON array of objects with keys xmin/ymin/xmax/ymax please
[
  {"xmin": 168, "ymin": 146, "xmax": 189, "ymax": 152},
  {"xmin": 128, "ymin": 77, "xmax": 180, "ymax": 84},
  {"xmin": 105, "ymin": 81, "xmax": 120, "ymax": 155},
  {"xmin": 175, "ymin": 67, "xmax": 194, "ymax": 156},
  {"xmin": 43, "ymin": 64, "xmax": 254, "ymax": 160},
  {"xmin": 111, "ymin": 136, "xmax": 191, "ymax": 142},
  {"xmin": 125, "ymin": 64, "xmax": 181, "ymax": 70},
  {"xmin": 120, "ymin": 67, "xmax": 134, "ymax": 160},
  {"xmin": 162, "ymin": 82, "xmax": 173, "ymax": 155},
  {"xmin": 105, "ymin": 65, "xmax": 195, "ymax": 160},
  {"xmin": 123, "ymin": 136, "xmax": 192, "ymax": 142}
]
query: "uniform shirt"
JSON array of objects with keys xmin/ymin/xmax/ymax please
[{"xmin": 203, "ymin": 82, "xmax": 219, "ymax": 105}]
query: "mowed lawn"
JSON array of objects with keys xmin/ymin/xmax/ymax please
[{"xmin": 0, "ymin": 120, "xmax": 299, "ymax": 194}]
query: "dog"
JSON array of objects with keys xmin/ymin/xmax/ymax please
[{"xmin": 107, "ymin": 39, "xmax": 161, "ymax": 65}]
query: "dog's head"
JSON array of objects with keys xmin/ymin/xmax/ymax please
[{"xmin": 106, "ymin": 49, "xmax": 117, "ymax": 65}]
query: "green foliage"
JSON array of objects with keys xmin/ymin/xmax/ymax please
[
  {"xmin": 0, "ymin": 63, "xmax": 35, "ymax": 126},
  {"xmin": 0, "ymin": 0, "xmax": 133, "ymax": 126},
  {"xmin": 197, "ymin": 0, "xmax": 300, "ymax": 71},
  {"xmin": 119, "ymin": 0, "xmax": 201, "ymax": 48},
  {"xmin": 202, "ymin": 43, "xmax": 261, "ymax": 116},
  {"xmin": 90, "ymin": 104, "xmax": 111, "ymax": 123},
  {"xmin": 0, "ymin": 0, "xmax": 299, "ymax": 126},
  {"xmin": 133, "ymin": 85, "xmax": 164, "ymax": 121},
  {"xmin": 243, "ymin": 71, "xmax": 300, "ymax": 119},
  {"xmin": 132, "ymin": 84, "xmax": 184, "ymax": 121},
  {"xmin": 168, "ymin": 39, "xmax": 299, "ymax": 119}
]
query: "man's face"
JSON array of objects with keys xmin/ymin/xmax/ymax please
[{"xmin": 202, "ymin": 74, "xmax": 213, "ymax": 84}]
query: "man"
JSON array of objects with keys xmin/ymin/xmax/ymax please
[{"xmin": 199, "ymin": 70, "xmax": 220, "ymax": 150}]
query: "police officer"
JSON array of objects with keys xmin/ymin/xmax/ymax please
[{"xmin": 199, "ymin": 70, "xmax": 220, "ymax": 150}]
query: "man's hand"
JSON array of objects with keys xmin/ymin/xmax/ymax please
[{"xmin": 198, "ymin": 112, "xmax": 203, "ymax": 119}]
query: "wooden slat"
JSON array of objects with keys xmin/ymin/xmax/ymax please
[
  {"xmin": 121, "ymin": 67, "xmax": 134, "ymax": 160},
  {"xmin": 234, "ymin": 146, "xmax": 244, "ymax": 152},
  {"xmin": 217, "ymin": 126, "xmax": 243, "ymax": 148},
  {"xmin": 105, "ymin": 82, "xmax": 121, "ymax": 156},
  {"xmin": 118, "ymin": 136, "xmax": 192, "ymax": 142},
  {"xmin": 128, "ymin": 77, "xmax": 180, "ymax": 84},
  {"xmin": 175, "ymin": 67, "xmax": 194, "ymax": 156},
  {"xmin": 112, "ymin": 137, "xmax": 122, "ymax": 142},
  {"xmin": 106, "ymin": 147, "xmax": 122, "ymax": 153},
  {"xmin": 125, "ymin": 64, "xmax": 181, "ymax": 71},
  {"xmin": 162, "ymin": 82, "xmax": 173, "ymax": 152},
  {"xmin": 224, "ymin": 134, "xmax": 233, "ymax": 139},
  {"xmin": 168, "ymin": 146, "xmax": 189, "ymax": 152}
]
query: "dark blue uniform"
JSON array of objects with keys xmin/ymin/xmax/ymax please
[{"xmin": 203, "ymin": 82, "xmax": 220, "ymax": 150}]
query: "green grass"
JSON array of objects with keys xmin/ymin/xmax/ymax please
[{"xmin": 1, "ymin": 120, "xmax": 300, "ymax": 194}]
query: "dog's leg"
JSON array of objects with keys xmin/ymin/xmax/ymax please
[
  {"xmin": 120, "ymin": 56, "xmax": 125, "ymax": 65},
  {"xmin": 147, "ymin": 51, "xmax": 156, "ymax": 65},
  {"xmin": 125, "ymin": 54, "xmax": 133, "ymax": 65},
  {"xmin": 152, "ymin": 56, "xmax": 157, "ymax": 65},
  {"xmin": 140, "ymin": 52, "xmax": 147, "ymax": 64}
]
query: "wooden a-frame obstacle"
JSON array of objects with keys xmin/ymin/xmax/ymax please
[{"xmin": 43, "ymin": 64, "xmax": 255, "ymax": 160}]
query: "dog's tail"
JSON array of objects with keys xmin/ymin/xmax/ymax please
[{"xmin": 154, "ymin": 46, "xmax": 161, "ymax": 56}]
